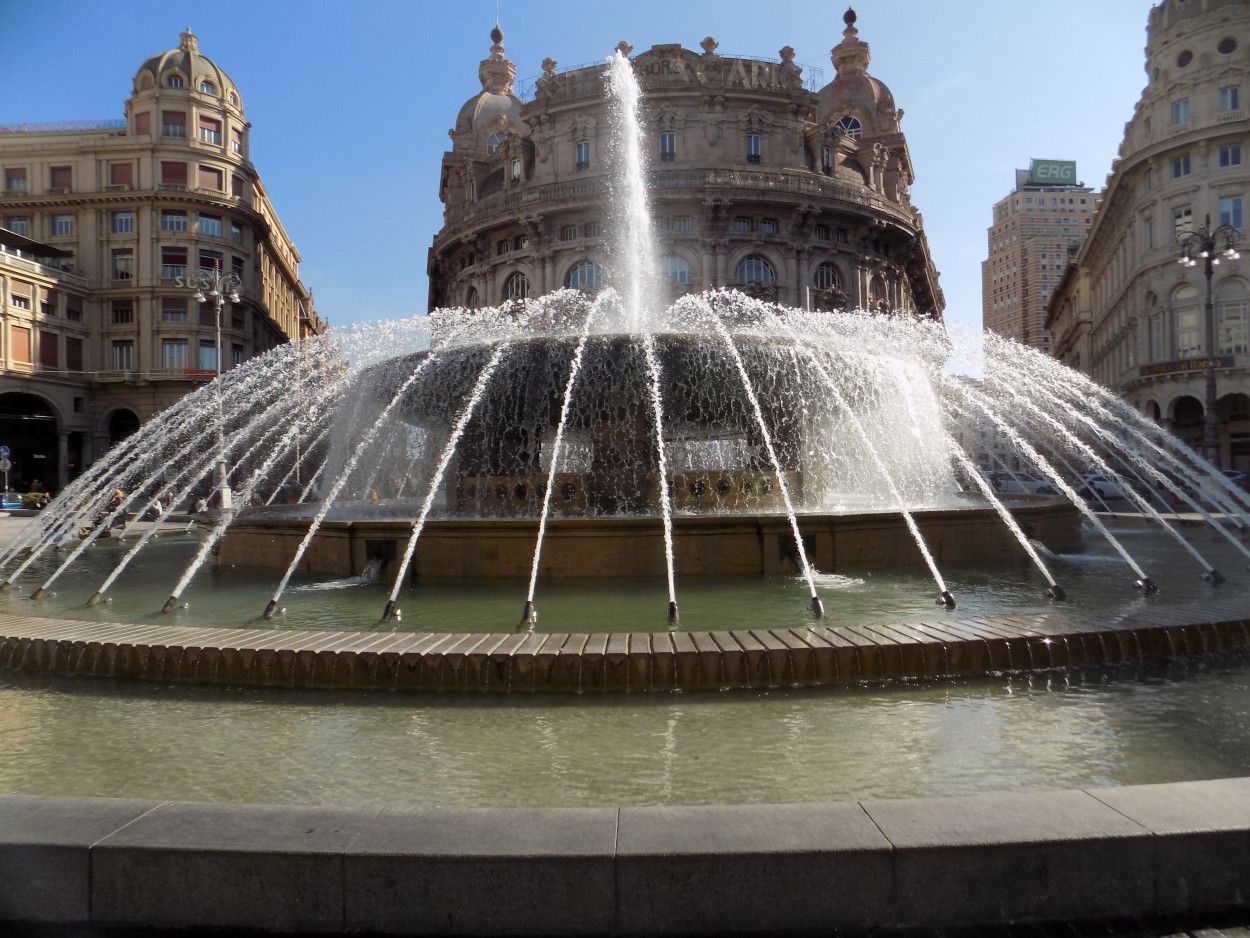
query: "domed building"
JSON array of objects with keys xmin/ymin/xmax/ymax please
[
  {"xmin": 0, "ymin": 29, "xmax": 323, "ymax": 493},
  {"xmin": 427, "ymin": 10, "xmax": 944, "ymax": 319}
]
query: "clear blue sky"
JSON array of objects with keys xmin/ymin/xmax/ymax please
[{"xmin": 0, "ymin": 0, "xmax": 1153, "ymax": 335}]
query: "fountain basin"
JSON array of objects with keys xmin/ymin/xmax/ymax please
[{"xmin": 216, "ymin": 498, "xmax": 1081, "ymax": 579}]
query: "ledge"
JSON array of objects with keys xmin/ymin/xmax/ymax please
[{"xmin": 2, "ymin": 779, "xmax": 1249, "ymax": 933}]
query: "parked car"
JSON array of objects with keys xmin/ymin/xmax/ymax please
[
  {"xmin": 1080, "ymin": 473, "xmax": 1132, "ymax": 500},
  {"xmin": 1222, "ymin": 469, "xmax": 1250, "ymax": 492},
  {"xmin": 0, "ymin": 492, "xmax": 23, "ymax": 510},
  {"xmin": 980, "ymin": 470, "xmax": 1058, "ymax": 495}
]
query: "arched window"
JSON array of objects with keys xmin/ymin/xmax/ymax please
[
  {"xmin": 487, "ymin": 132, "xmax": 507, "ymax": 155},
  {"xmin": 735, "ymin": 255, "xmax": 774, "ymax": 285},
  {"xmin": 1171, "ymin": 283, "xmax": 1201, "ymax": 357},
  {"xmin": 662, "ymin": 256, "xmax": 692, "ymax": 286},
  {"xmin": 835, "ymin": 116, "xmax": 862, "ymax": 139},
  {"xmin": 813, "ymin": 262, "xmax": 842, "ymax": 290},
  {"xmin": 465, "ymin": 287, "xmax": 479, "ymax": 310},
  {"xmin": 1217, "ymin": 278, "xmax": 1249, "ymax": 354},
  {"xmin": 166, "ymin": 74, "xmax": 185, "ymax": 88},
  {"xmin": 503, "ymin": 272, "xmax": 529, "ymax": 300},
  {"xmin": 199, "ymin": 80, "xmax": 217, "ymax": 94},
  {"xmin": 1145, "ymin": 292, "xmax": 1167, "ymax": 361},
  {"xmin": 564, "ymin": 261, "xmax": 603, "ymax": 291},
  {"xmin": 228, "ymin": 92, "xmax": 238, "ymax": 107},
  {"xmin": 869, "ymin": 277, "xmax": 886, "ymax": 309}
]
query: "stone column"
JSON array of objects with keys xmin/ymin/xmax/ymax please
[{"xmin": 57, "ymin": 431, "xmax": 69, "ymax": 493}]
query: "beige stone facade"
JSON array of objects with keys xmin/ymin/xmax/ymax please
[
  {"xmin": 982, "ymin": 166, "xmax": 1096, "ymax": 354},
  {"xmin": 1046, "ymin": 0, "xmax": 1250, "ymax": 467},
  {"xmin": 427, "ymin": 12, "xmax": 943, "ymax": 320},
  {"xmin": 0, "ymin": 29, "xmax": 323, "ymax": 492}
]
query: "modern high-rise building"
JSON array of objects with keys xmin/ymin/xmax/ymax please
[
  {"xmin": 1047, "ymin": 0, "xmax": 1250, "ymax": 467},
  {"xmin": 427, "ymin": 10, "xmax": 943, "ymax": 321},
  {"xmin": 0, "ymin": 29, "xmax": 324, "ymax": 493},
  {"xmin": 981, "ymin": 161, "xmax": 1096, "ymax": 354}
]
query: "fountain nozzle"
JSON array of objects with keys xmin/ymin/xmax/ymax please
[
  {"xmin": 808, "ymin": 596, "xmax": 824, "ymax": 618},
  {"xmin": 1134, "ymin": 576, "xmax": 1159, "ymax": 594},
  {"xmin": 160, "ymin": 595, "xmax": 179, "ymax": 614},
  {"xmin": 1046, "ymin": 584, "xmax": 1067, "ymax": 602},
  {"xmin": 86, "ymin": 591, "xmax": 103, "ymax": 607},
  {"xmin": 520, "ymin": 600, "xmax": 537, "ymax": 627},
  {"xmin": 1202, "ymin": 568, "xmax": 1226, "ymax": 585},
  {"xmin": 30, "ymin": 586, "xmax": 45, "ymax": 600},
  {"xmin": 380, "ymin": 600, "xmax": 399, "ymax": 624},
  {"xmin": 667, "ymin": 601, "xmax": 679, "ymax": 625},
  {"xmin": 938, "ymin": 590, "xmax": 956, "ymax": 609},
  {"xmin": 0, "ymin": 580, "xmax": 9, "ymax": 592},
  {"xmin": 262, "ymin": 599, "xmax": 280, "ymax": 620}
]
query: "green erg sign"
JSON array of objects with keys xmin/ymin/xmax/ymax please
[{"xmin": 1030, "ymin": 159, "xmax": 1077, "ymax": 184}]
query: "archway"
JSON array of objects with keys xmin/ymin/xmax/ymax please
[
  {"xmin": 0, "ymin": 392, "xmax": 59, "ymax": 494},
  {"xmin": 108, "ymin": 409, "xmax": 141, "ymax": 448}
]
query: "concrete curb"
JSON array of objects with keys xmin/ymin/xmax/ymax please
[{"xmin": 2, "ymin": 780, "xmax": 1249, "ymax": 934}]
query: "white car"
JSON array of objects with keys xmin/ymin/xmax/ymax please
[
  {"xmin": 980, "ymin": 470, "xmax": 1058, "ymax": 495},
  {"xmin": 1080, "ymin": 473, "xmax": 1131, "ymax": 500}
]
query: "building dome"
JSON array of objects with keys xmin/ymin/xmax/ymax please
[
  {"xmin": 133, "ymin": 28, "xmax": 243, "ymax": 113},
  {"xmin": 452, "ymin": 25, "xmax": 527, "ymax": 146},
  {"xmin": 815, "ymin": 8, "xmax": 899, "ymax": 132}
]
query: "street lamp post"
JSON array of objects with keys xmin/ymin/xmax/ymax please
[
  {"xmin": 185, "ymin": 268, "xmax": 242, "ymax": 509},
  {"xmin": 1178, "ymin": 214, "xmax": 1241, "ymax": 467}
]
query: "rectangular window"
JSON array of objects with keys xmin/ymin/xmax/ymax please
[
  {"xmin": 52, "ymin": 214, "xmax": 74, "ymax": 236},
  {"xmin": 161, "ymin": 339, "xmax": 188, "ymax": 370},
  {"xmin": 48, "ymin": 166, "xmax": 72, "ymax": 191},
  {"xmin": 161, "ymin": 247, "xmax": 188, "ymax": 280},
  {"xmin": 232, "ymin": 344, "xmax": 244, "ymax": 368},
  {"xmin": 231, "ymin": 127, "xmax": 243, "ymax": 154},
  {"xmin": 161, "ymin": 110, "xmax": 187, "ymax": 137},
  {"xmin": 40, "ymin": 290, "xmax": 57, "ymax": 317},
  {"xmin": 574, "ymin": 141, "xmax": 590, "ymax": 171},
  {"xmin": 161, "ymin": 298, "xmax": 188, "ymax": 322},
  {"xmin": 111, "ymin": 211, "xmax": 134, "ymax": 234},
  {"xmin": 198, "ymin": 249, "xmax": 223, "ymax": 273},
  {"xmin": 10, "ymin": 293, "xmax": 30, "ymax": 310},
  {"xmin": 1171, "ymin": 99, "xmax": 1190, "ymax": 124},
  {"xmin": 111, "ymin": 301, "xmax": 133, "ymax": 324},
  {"xmin": 734, "ymin": 217, "xmax": 753, "ymax": 233},
  {"xmin": 111, "ymin": 249, "xmax": 133, "ymax": 280},
  {"xmin": 1143, "ymin": 216, "xmax": 1154, "ymax": 250},
  {"xmin": 1171, "ymin": 154, "xmax": 1191, "ymax": 178},
  {"xmin": 658, "ymin": 132, "xmax": 676, "ymax": 162},
  {"xmin": 745, "ymin": 134, "xmax": 761, "ymax": 164},
  {"xmin": 111, "ymin": 340, "xmax": 133, "ymax": 371},
  {"xmin": 65, "ymin": 336, "xmax": 83, "ymax": 372},
  {"xmin": 672, "ymin": 216, "xmax": 692, "ymax": 233},
  {"xmin": 1220, "ymin": 300, "xmax": 1249, "ymax": 354},
  {"xmin": 108, "ymin": 162, "xmax": 134, "ymax": 187},
  {"xmin": 198, "ymin": 116, "xmax": 222, "ymax": 144},
  {"xmin": 1177, "ymin": 307, "xmax": 1201, "ymax": 357},
  {"xmin": 1173, "ymin": 205, "xmax": 1193, "ymax": 237},
  {"xmin": 559, "ymin": 225, "xmax": 578, "ymax": 241},
  {"xmin": 1220, "ymin": 145, "xmax": 1243, "ymax": 167},
  {"xmin": 4, "ymin": 168, "xmax": 26, "ymax": 192},
  {"xmin": 133, "ymin": 111, "xmax": 151, "ymax": 135},
  {"xmin": 231, "ymin": 175, "xmax": 244, "ymax": 198},
  {"xmin": 9, "ymin": 326, "xmax": 31, "ymax": 364},
  {"xmin": 230, "ymin": 222, "xmax": 242, "ymax": 244},
  {"xmin": 760, "ymin": 218, "xmax": 777, "ymax": 234},
  {"xmin": 39, "ymin": 332, "xmax": 58, "ymax": 369},
  {"xmin": 65, "ymin": 297, "xmax": 83, "ymax": 322},
  {"xmin": 160, "ymin": 161, "xmax": 188, "ymax": 187},
  {"xmin": 199, "ymin": 214, "xmax": 222, "ymax": 237},
  {"xmin": 814, "ymin": 224, "xmax": 831, "ymax": 240},
  {"xmin": 510, "ymin": 158, "xmax": 521, "ymax": 183},
  {"xmin": 1220, "ymin": 86, "xmax": 1241, "ymax": 111},
  {"xmin": 4, "ymin": 215, "xmax": 29, "ymax": 236},
  {"xmin": 583, "ymin": 222, "xmax": 602, "ymax": 238},
  {"xmin": 198, "ymin": 165, "xmax": 224, "ymax": 191},
  {"xmin": 821, "ymin": 146, "xmax": 832, "ymax": 172},
  {"xmin": 1220, "ymin": 196, "xmax": 1243, "ymax": 230},
  {"xmin": 161, "ymin": 210, "xmax": 188, "ymax": 231},
  {"xmin": 198, "ymin": 340, "xmax": 218, "ymax": 372},
  {"xmin": 231, "ymin": 256, "xmax": 245, "ymax": 280}
]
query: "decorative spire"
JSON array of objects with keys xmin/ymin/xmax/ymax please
[
  {"xmin": 179, "ymin": 27, "xmax": 199, "ymax": 55},
  {"xmin": 831, "ymin": 6, "xmax": 871, "ymax": 77},
  {"xmin": 479, "ymin": 21, "xmax": 516, "ymax": 94}
]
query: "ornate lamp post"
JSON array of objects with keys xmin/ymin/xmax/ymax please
[
  {"xmin": 1177, "ymin": 214, "xmax": 1241, "ymax": 467},
  {"xmin": 186, "ymin": 269, "xmax": 242, "ymax": 509}
]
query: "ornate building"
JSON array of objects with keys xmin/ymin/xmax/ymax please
[
  {"xmin": 427, "ymin": 10, "xmax": 943, "ymax": 320},
  {"xmin": 1047, "ymin": 0, "xmax": 1250, "ymax": 467},
  {"xmin": 0, "ymin": 29, "xmax": 324, "ymax": 492}
]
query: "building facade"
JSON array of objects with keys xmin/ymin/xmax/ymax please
[
  {"xmin": 982, "ymin": 161, "xmax": 1095, "ymax": 354},
  {"xmin": 1046, "ymin": 0, "xmax": 1250, "ymax": 467},
  {"xmin": 427, "ymin": 10, "xmax": 943, "ymax": 321},
  {"xmin": 0, "ymin": 29, "xmax": 324, "ymax": 493}
]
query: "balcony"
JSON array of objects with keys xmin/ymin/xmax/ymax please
[{"xmin": 1217, "ymin": 108, "xmax": 1246, "ymax": 124}]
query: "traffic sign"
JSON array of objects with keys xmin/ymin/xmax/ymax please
[
  {"xmin": 0, "ymin": 446, "xmax": 10, "ymax": 459},
  {"xmin": 0, "ymin": 458, "xmax": 10, "ymax": 472}
]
